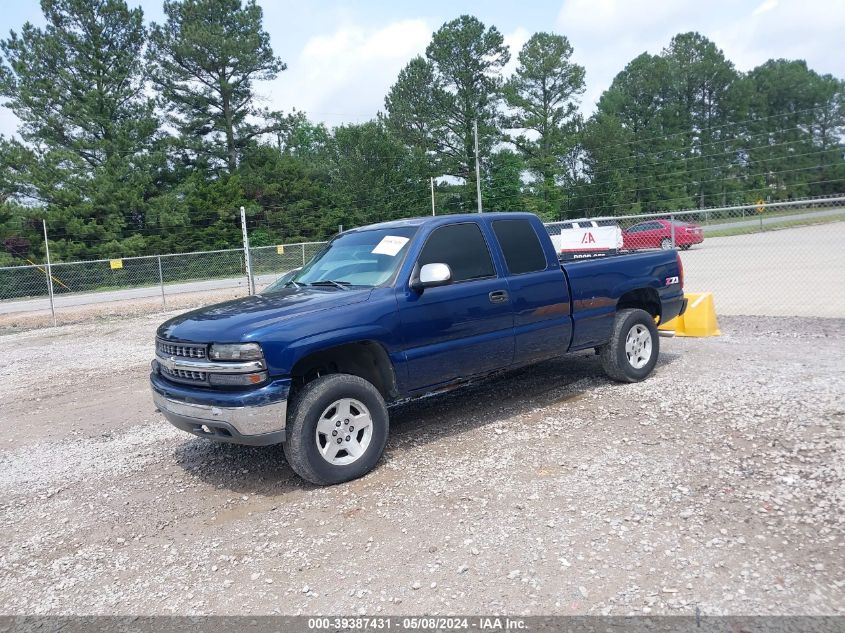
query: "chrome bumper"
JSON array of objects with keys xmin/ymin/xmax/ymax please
[{"xmin": 153, "ymin": 390, "xmax": 287, "ymax": 446}]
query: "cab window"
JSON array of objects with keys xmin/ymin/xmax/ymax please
[
  {"xmin": 417, "ymin": 223, "xmax": 495, "ymax": 282},
  {"xmin": 492, "ymin": 219, "xmax": 547, "ymax": 274}
]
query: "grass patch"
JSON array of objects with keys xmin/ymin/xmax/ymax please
[
  {"xmin": 705, "ymin": 213, "xmax": 845, "ymax": 238},
  {"xmin": 695, "ymin": 205, "xmax": 840, "ymax": 226}
]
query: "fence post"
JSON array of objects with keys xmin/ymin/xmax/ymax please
[
  {"xmin": 239, "ymin": 206, "xmax": 255, "ymax": 295},
  {"xmin": 670, "ymin": 213, "xmax": 676, "ymax": 249},
  {"xmin": 157, "ymin": 255, "xmax": 166, "ymax": 309},
  {"xmin": 41, "ymin": 219, "xmax": 56, "ymax": 327},
  {"xmin": 302, "ymin": 244, "xmax": 306, "ymax": 266}
]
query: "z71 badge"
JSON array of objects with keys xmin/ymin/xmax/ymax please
[{"xmin": 665, "ymin": 276, "xmax": 680, "ymax": 285}]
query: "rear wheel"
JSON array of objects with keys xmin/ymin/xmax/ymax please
[
  {"xmin": 599, "ymin": 308, "xmax": 660, "ymax": 383},
  {"xmin": 283, "ymin": 374, "xmax": 389, "ymax": 485}
]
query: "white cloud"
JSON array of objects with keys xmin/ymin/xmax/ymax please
[
  {"xmin": 555, "ymin": 0, "xmax": 845, "ymax": 116},
  {"xmin": 557, "ymin": 0, "xmax": 688, "ymax": 39},
  {"xmin": 556, "ymin": 0, "xmax": 691, "ymax": 113},
  {"xmin": 752, "ymin": 0, "xmax": 779, "ymax": 16},
  {"xmin": 262, "ymin": 19, "xmax": 432, "ymax": 124},
  {"xmin": 716, "ymin": 0, "xmax": 845, "ymax": 76},
  {"xmin": 502, "ymin": 27, "xmax": 531, "ymax": 78}
]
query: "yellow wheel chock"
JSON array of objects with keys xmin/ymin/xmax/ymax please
[{"xmin": 658, "ymin": 292, "xmax": 721, "ymax": 337}]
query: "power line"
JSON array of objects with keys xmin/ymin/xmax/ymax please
[
  {"xmin": 582, "ymin": 126, "xmax": 838, "ymax": 175},
  {"xmin": 579, "ymin": 104, "xmax": 838, "ymax": 153}
]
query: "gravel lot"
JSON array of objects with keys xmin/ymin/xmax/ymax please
[{"xmin": 0, "ymin": 313, "xmax": 842, "ymax": 616}]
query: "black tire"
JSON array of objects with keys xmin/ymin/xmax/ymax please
[
  {"xmin": 283, "ymin": 374, "xmax": 389, "ymax": 485},
  {"xmin": 680, "ymin": 244, "xmax": 691, "ymax": 250},
  {"xmin": 660, "ymin": 238, "xmax": 672, "ymax": 250},
  {"xmin": 599, "ymin": 308, "xmax": 660, "ymax": 383}
]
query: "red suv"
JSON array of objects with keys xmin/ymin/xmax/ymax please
[{"xmin": 622, "ymin": 219, "xmax": 704, "ymax": 251}]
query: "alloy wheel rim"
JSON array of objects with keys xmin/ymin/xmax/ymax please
[
  {"xmin": 625, "ymin": 324, "xmax": 653, "ymax": 369},
  {"xmin": 315, "ymin": 398, "xmax": 373, "ymax": 466}
]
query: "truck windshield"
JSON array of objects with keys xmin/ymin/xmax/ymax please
[{"xmin": 264, "ymin": 226, "xmax": 418, "ymax": 292}]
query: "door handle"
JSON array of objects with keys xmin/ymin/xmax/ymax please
[{"xmin": 488, "ymin": 290, "xmax": 509, "ymax": 304}]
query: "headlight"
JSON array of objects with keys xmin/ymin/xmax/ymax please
[
  {"xmin": 208, "ymin": 343, "xmax": 263, "ymax": 361},
  {"xmin": 208, "ymin": 371, "xmax": 268, "ymax": 387}
]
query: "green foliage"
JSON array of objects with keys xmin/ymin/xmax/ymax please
[
  {"xmin": 239, "ymin": 144, "xmax": 331, "ymax": 242},
  {"xmin": 148, "ymin": 0, "xmax": 286, "ymax": 172},
  {"xmin": 743, "ymin": 60, "xmax": 845, "ymax": 199},
  {"xmin": 503, "ymin": 32, "xmax": 585, "ymax": 217},
  {"xmin": 0, "ymin": 0, "xmax": 165, "ymax": 260},
  {"xmin": 484, "ymin": 150, "xmax": 526, "ymax": 214},
  {"xmin": 324, "ymin": 118, "xmax": 430, "ymax": 224},
  {"xmin": 1, "ymin": 8, "xmax": 843, "ymax": 265},
  {"xmin": 580, "ymin": 33, "xmax": 844, "ymax": 216},
  {"xmin": 588, "ymin": 53, "xmax": 691, "ymax": 214},
  {"xmin": 387, "ymin": 15, "xmax": 509, "ymax": 208},
  {"xmin": 663, "ymin": 32, "xmax": 744, "ymax": 206}
]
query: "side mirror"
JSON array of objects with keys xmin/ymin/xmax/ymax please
[{"xmin": 411, "ymin": 263, "xmax": 452, "ymax": 292}]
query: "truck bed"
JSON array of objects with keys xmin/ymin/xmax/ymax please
[{"xmin": 561, "ymin": 250, "xmax": 685, "ymax": 351}]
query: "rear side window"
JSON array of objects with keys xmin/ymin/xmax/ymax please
[
  {"xmin": 492, "ymin": 220, "xmax": 547, "ymax": 274},
  {"xmin": 418, "ymin": 223, "xmax": 495, "ymax": 282}
]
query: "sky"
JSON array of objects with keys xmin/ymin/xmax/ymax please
[{"xmin": 1, "ymin": 0, "xmax": 844, "ymax": 138}]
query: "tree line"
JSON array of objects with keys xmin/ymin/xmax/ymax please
[{"xmin": 0, "ymin": 0, "xmax": 842, "ymax": 265}]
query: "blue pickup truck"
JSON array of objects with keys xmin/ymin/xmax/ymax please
[{"xmin": 151, "ymin": 212, "xmax": 686, "ymax": 485}]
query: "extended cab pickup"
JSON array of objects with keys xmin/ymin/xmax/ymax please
[{"xmin": 151, "ymin": 213, "xmax": 686, "ymax": 485}]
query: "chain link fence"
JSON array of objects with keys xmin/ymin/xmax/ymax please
[
  {"xmin": 0, "ymin": 242, "xmax": 327, "ymax": 323},
  {"xmin": 2, "ymin": 195, "xmax": 843, "ymax": 324},
  {"xmin": 542, "ymin": 195, "xmax": 845, "ymax": 317}
]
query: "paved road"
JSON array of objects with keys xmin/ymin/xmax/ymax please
[
  {"xmin": 0, "ymin": 272, "xmax": 279, "ymax": 315},
  {"xmin": 700, "ymin": 207, "xmax": 843, "ymax": 233},
  {"xmin": 2, "ymin": 221, "xmax": 843, "ymax": 319},
  {"xmin": 682, "ymin": 221, "xmax": 845, "ymax": 317}
]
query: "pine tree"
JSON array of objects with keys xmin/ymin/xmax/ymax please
[
  {"xmin": 387, "ymin": 16, "xmax": 509, "ymax": 209},
  {"xmin": 0, "ymin": 0, "xmax": 161, "ymax": 259},
  {"xmin": 148, "ymin": 0, "xmax": 286, "ymax": 173},
  {"xmin": 503, "ymin": 32, "xmax": 585, "ymax": 217}
]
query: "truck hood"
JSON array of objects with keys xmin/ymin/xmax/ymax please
[{"xmin": 157, "ymin": 287, "xmax": 373, "ymax": 343}]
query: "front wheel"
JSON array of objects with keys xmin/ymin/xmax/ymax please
[
  {"xmin": 660, "ymin": 238, "xmax": 672, "ymax": 250},
  {"xmin": 599, "ymin": 308, "xmax": 660, "ymax": 383},
  {"xmin": 283, "ymin": 374, "xmax": 389, "ymax": 485}
]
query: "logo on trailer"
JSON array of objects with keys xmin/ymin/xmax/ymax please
[{"xmin": 581, "ymin": 232, "xmax": 596, "ymax": 244}]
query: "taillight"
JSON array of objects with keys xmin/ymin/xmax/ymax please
[{"xmin": 676, "ymin": 252, "xmax": 684, "ymax": 290}]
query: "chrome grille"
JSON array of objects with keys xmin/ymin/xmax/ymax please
[
  {"xmin": 156, "ymin": 339, "xmax": 207, "ymax": 359},
  {"xmin": 160, "ymin": 364, "xmax": 207, "ymax": 384}
]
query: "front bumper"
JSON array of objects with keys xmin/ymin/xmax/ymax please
[{"xmin": 150, "ymin": 371, "xmax": 290, "ymax": 446}]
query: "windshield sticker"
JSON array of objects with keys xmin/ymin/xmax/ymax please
[{"xmin": 372, "ymin": 235, "xmax": 409, "ymax": 256}]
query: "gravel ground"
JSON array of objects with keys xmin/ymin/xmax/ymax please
[{"xmin": 0, "ymin": 313, "xmax": 842, "ymax": 616}]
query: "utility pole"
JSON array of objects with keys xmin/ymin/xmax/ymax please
[
  {"xmin": 430, "ymin": 177, "xmax": 436, "ymax": 216},
  {"xmin": 473, "ymin": 119, "xmax": 482, "ymax": 213}
]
